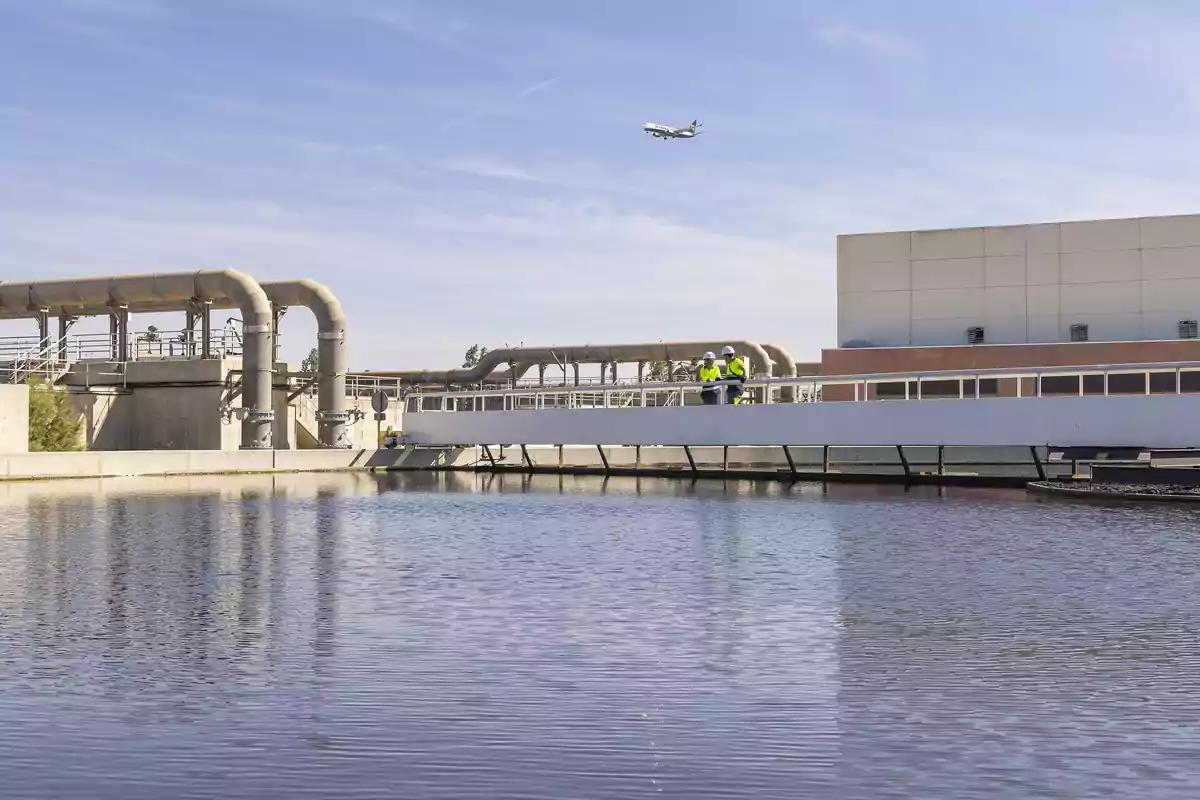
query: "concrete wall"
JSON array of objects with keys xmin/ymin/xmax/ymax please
[
  {"xmin": 402, "ymin": 393, "xmax": 1200, "ymax": 449},
  {"xmin": 838, "ymin": 213, "xmax": 1200, "ymax": 348},
  {"xmin": 0, "ymin": 448, "xmax": 379, "ymax": 480},
  {"xmin": 60, "ymin": 358, "xmax": 307, "ymax": 451},
  {"xmin": 0, "ymin": 384, "xmax": 29, "ymax": 454},
  {"xmin": 295, "ymin": 394, "xmax": 404, "ymax": 450},
  {"xmin": 69, "ymin": 385, "xmax": 231, "ymax": 450}
]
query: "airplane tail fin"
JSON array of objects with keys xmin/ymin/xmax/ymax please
[{"xmin": 691, "ymin": 119, "xmax": 703, "ymax": 130}]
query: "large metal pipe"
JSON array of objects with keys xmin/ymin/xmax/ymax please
[
  {"xmin": 257, "ymin": 280, "xmax": 349, "ymax": 448},
  {"xmin": 364, "ymin": 340, "xmax": 774, "ymax": 385},
  {"xmin": 760, "ymin": 343, "xmax": 797, "ymax": 378},
  {"xmin": 760, "ymin": 343, "xmax": 798, "ymax": 403},
  {"xmin": 0, "ymin": 270, "xmax": 275, "ymax": 449},
  {"xmin": 80, "ymin": 278, "xmax": 352, "ymax": 447}
]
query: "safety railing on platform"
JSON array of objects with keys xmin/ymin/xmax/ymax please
[
  {"xmin": 343, "ymin": 373, "xmax": 648, "ymax": 399},
  {"xmin": 399, "ymin": 360, "xmax": 1200, "ymax": 413},
  {"xmin": 0, "ymin": 326, "xmax": 253, "ymax": 368}
]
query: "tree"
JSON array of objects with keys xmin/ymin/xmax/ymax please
[
  {"xmin": 462, "ymin": 344, "xmax": 490, "ymax": 368},
  {"xmin": 27, "ymin": 377, "xmax": 83, "ymax": 452},
  {"xmin": 301, "ymin": 347, "xmax": 319, "ymax": 373},
  {"xmin": 647, "ymin": 360, "xmax": 674, "ymax": 381}
]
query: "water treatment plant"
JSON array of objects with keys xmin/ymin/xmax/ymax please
[{"xmin": 4, "ymin": 212, "xmax": 1200, "ymax": 486}]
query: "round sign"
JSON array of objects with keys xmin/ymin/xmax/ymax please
[{"xmin": 370, "ymin": 390, "xmax": 389, "ymax": 414}]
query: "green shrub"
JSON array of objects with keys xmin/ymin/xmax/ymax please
[{"xmin": 27, "ymin": 377, "xmax": 84, "ymax": 452}]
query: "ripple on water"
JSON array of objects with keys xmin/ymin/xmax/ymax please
[{"xmin": 0, "ymin": 475, "xmax": 1197, "ymax": 798}]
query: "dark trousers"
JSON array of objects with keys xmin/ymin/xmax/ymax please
[
  {"xmin": 726, "ymin": 382, "xmax": 744, "ymax": 404},
  {"xmin": 700, "ymin": 389, "xmax": 720, "ymax": 405}
]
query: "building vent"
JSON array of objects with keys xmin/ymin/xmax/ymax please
[
  {"xmin": 1181, "ymin": 320, "xmax": 1198, "ymax": 339},
  {"xmin": 966, "ymin": 326, "xmax": 985, "ymax": 344},
  {"xmin": 1069, "ymin": 323, "xmax": 1089, "ymax": 342}
]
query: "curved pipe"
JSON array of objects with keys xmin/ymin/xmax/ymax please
[
  {"xmin": 101, "ymin": 279, "xmax": 352, "ymax": 447},
  {"xmin": 0, "ymin": 270, "xmax": 274, "ymax": 449},
  {"xmin": 760, "ymin": 342, "xmax": 798, "ymax": 402},
  {"xmin": 258, "ymin": 280, "xmax": 348, "ymax": 448},
  {"xmin": 364, "ymin": 340, "xmax": 774, "ymax": 385}
]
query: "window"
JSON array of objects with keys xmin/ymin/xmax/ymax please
[
  {"xmin": 1180, "ymin": 320, "xmax": 1198, "ymax": 339},
  {"xmin": 966, "ymin": 326, "xmax": 985, "ymax": 344},
  {"xmin": 1069, "ymin": 324, "xmax": 1089, "ymax": 342}
]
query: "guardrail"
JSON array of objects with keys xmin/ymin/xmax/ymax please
[
  {"xmin": 344, "ymin": 373, "xmax": 643, "ymax": 398},
  {"xmin": 398, "ymin": 360, "xmax": 1200, "ymax": 413},
  {"xmin": 0, "ymin": 327, "xmax": 253, "ymax": 366}
]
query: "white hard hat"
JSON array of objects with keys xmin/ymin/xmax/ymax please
[
  {"xmin": 702, "ymin": 351, "xmax": 715, "ymax": 360},
  {"xmin": 721, "ymin": 345, "xmax": 735, "ymax": 356}
]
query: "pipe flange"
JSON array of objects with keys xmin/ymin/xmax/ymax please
[
  {"xmin": 243, "ymin": 409, "xmax": 275, "ymax": 423},
  {"xmin": 316, "ymin": 410, "xmax": 351, "ymax": 424}
]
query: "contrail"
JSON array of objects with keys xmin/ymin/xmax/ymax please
[
  {"xmin": 513, "ymin": 76, "xmax": 560, "ymax": 98},
  {"xmin": 438, "ymin": 76, "xmax": 561, "ymax": 131}
]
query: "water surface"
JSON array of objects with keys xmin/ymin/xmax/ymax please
[{"xmin": 0, "ymin": 472, "xmax": 1197, "ymax": 798}]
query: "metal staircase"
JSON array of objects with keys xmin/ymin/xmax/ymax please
[{"xmin": 2, "ymin": 341, "xmax": 69, "ymax": 385}]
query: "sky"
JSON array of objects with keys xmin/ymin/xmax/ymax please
[{"xmin": 5, "ymin": 0, "xmax": 1200, "ymax": 370}]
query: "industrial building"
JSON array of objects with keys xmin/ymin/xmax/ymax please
[{"xmin": 825, "ymin": 212, "xmax": 1200, "ymax": 377}]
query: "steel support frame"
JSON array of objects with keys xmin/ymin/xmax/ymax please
[{"xmin": 1030, "ymin": 445, "xmax": 1046, "ymax": 481}]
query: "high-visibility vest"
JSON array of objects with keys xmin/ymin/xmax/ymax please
[
  {"xmin": 698, "ymin": 363, "xmax": 721, "ymax": 382},
  {"xmin": 726, "ymin": 356, "xmax": 745, "ymax": 379}
]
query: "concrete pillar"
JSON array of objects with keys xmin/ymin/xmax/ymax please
[
  {"xmin": 572, "ymin": 362, "xmax": 580, "ymax": 386},
  {"xmin": 108, "ymin": 309, "xmax": 120, "ymax": 360},
  {"xmin": 611, "ymin": 361, "xmax": 619, "ymax": 384},
  {"xmin": 116, "ymin": 306, "xmax": 129, "ymax": 362},
  {"xmin": 509, "ymin": 360, "xmax": 517, "ymax": 390},
  {"xmin": 57, "ymin": 315, "xmax": 75, "ymax": 362},
  {"xmin": 538, "ymin": 364, "xmax": 545, "ymax": 386},
  {"xmin": 599, "ymin": 362, "xmax": 607, "ymax": 384},
  {"xmin": 185, "ymin": 304, "xmax": 198, "ymax": 358},
  {"xmin": 35, "ymin": 309, "xmax": 50, "ymax": 355},
  {"xmin": 637, "ymin": 361, "xmax": 645, "ymax": 383},
  {"xmin": 200, "ymin": 301, "xmax": 212, "ymax": 359}
]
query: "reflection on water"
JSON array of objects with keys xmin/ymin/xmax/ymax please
[{"xmin": 0, "ymin": 473, "xmax": 1198, "ymax": 797}]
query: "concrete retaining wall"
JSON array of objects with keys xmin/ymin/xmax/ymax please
[
  {"xmin": 0, "ymin": 448, "xmax": 381, "ymax": 481},
  {"xmin": 0, "ymin": 384, "xmax": 29, "ymax": 454}
]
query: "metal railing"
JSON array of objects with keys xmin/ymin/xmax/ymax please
[
  {"xmin": 343, "ymin": 372, "xmax": 653, "ymax": 399},
  {"xmin": 0, "ymin": 326, "xmax": 255, "ymax": 383},
  {"xmin": 400, "ymin": 360, "xmax": 1200, "ymax": 413}
]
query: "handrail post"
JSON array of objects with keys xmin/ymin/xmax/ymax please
[
  {"xmin": 1030, "ymin": 446, "xmax": 1046, "ymax": 481},
  {"xmin": 896, "ymin": 445, "xmax": 911, "ymax": 480}
]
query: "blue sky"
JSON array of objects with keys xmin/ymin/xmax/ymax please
[{"xmin": 4, "ymin": 0, "xmax": 1200, "ymax": 369}]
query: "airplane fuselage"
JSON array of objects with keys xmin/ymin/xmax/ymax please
[{"xmin": 643, "ymin": 122, "xmax": 698, "ymax": 139}]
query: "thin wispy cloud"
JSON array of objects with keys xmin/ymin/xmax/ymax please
[
  {"xmin": 437, "ymin": 157, "xmax": 534, "ymax": 182},
  {"xmin": 437, "ymin": 75, "xmax": 563, "ymax": 131},
  {"xmin": 13, "ymin": 0, "xmax": 175, "ymax": 19},
  {"xmin": 514, "ymin": 76, "xmax": 561, "ymax": 99},
  {"xmin": 814, "ymin": 22, "xmax": 923, "ymax": 60}
]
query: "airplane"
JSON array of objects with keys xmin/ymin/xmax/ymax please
[{"xmin": 643, "ymin": 119, "xmax": 703, "ymax": 140}]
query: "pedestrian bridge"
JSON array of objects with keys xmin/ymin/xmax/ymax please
[{"xmin": 397, "ymin": 361, "xmax": 1200, "ymax": 451}]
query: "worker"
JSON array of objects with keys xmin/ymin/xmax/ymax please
[
  {"xmin": 722, "ymin": 345, "xmax": 747, "ymax": 404},
  {"xmin": 698, "ymin": 351, "xmax": 722, "ymax": 405}
]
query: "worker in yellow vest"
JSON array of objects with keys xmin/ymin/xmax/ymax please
[
  {"xmin": 698, "ymin": 351, "xmax": 722, "ymax": 405},
  {"xmin": 722, "ymin": 345, "xmax": 747, "ymax": 404}
]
